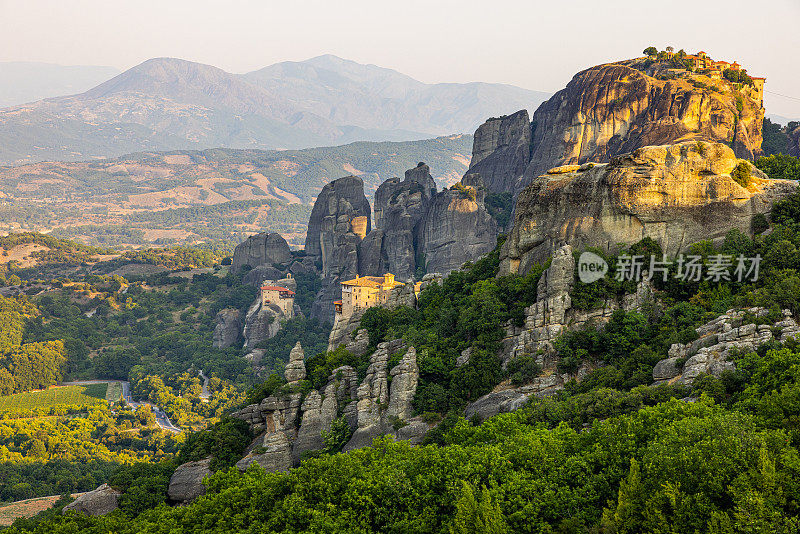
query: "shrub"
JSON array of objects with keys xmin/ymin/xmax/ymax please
[
  {"xmin": 731, "ymin": 162, "xmax": 752, "ymax": 188},
  {"xmin": 506, "ymin": 355, "xmax": 543, "ymax": 386}
]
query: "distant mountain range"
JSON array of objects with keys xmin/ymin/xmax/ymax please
[{"xmin": 0, "ymin": 55, "xmax": 548, "ymax": 165}]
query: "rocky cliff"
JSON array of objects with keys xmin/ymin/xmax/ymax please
[
  {"xmin": 359, "ymin": 163, "xmax": 437, "ymax": 280},
  {"xmin": 305, "ymin": 175, "xmax": 371, "ymax": 322},
  {"xmin": 468, "ymin": 59, "xmax": 766, "ymax": 196},
  {"xmin": 466, "ymin": 244, "xmax": 654, "ymax": 421},
  {"xmin": 416, "ymin": 173, "xmax": 498, "ymax": 275},
  {"xmin": 242, "ymin": 275, "xmax": 298, "ymax": 349},
  {"xmin": 500, "ymin": 142, "xmax": 798, "ymax": 273},
  {"xmin": 466, "ymin": 110, "xmax": 532, "ymax": 194},
  {"xmin": 212, "ymin": 308, "xmax": 241, "ymax": 349},
  {"xmin": 232, "ymin": 232, "xmax": 293, "ymax": 273},
  {"xmin": 232, "ymin": 338, "xmax": 426, "ymax": 472}
]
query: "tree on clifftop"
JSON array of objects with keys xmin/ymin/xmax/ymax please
[{"xmin": 643, "ymin": 46, "xmax": 658, "ymax": 57}]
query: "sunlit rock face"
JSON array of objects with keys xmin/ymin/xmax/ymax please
[{"xmin": 500, "ymin": 141, "xmax": 798, "ymax": 275}]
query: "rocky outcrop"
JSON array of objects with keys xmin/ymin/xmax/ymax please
[
  {"xmin": 359, "ymin": 163, "xmax": 437, "ymax": 280},
  {"xmin": 327, "ymin": 308, "xmax": 369, "ymax": 354},
  {"xmin": 284, "ymin": 342, "xmax": 306, "ymax": 383},
  {"xmin": 305, "ymin": 175, "xmax": 371, "ymax": 323},
  {"xmin": 292, "ymin": 391, "xmax": 326, "ymax": 461},
  {"xmin": 167, "ymin": 458, "xmax": 211, "ymax": 504},
  {"xmin": 343, "ymin": 340, "xmax": 409, "ymax": 451},
  {"xmin": 386, "ymin": 347, "xmax": 419, "ymax": 422},
  {"xmin": 464, "ymin": 374, "xmax": 566, "ymax": 422},
  {"xmin": 467, "ymin": 60, "xmax": 767, "ymax": 196},
  {"xmin": 653, "ymin": 308, "xmax": 800, "ymax": 386},
  {"xmin": 500, "ymin": 142, "xmax": 798, "ymax": 272},
  {"xmin": 467, "ymin": 110, "xmax": 532, "ymax": 194},
  {"xmin": 232, "ymin": 232, "xmax": 292, "ymax": 273},
  {"xmin": 233, "ymin": 338, "xmax": 421, "ymax": 466},
  {"xmin": 212, "ymin": 308, "xmax": 241, "ymax": 348},
  {"xmin": 522, "ymin": 61, "xmax": 765, "ymax": 188},
  {"xmin": 242, "ymin": 275, "xmax": 297, "ymax": 348},
  {"xmin": 242, "ymin": 299, "xmax": 282, "ymax": 348},
  {"xmin": 63, "ymin": 484, "xmax": 121, "ymax": 516},
  {"xmin": 416, "ymin": 173, "xmax": 498, "ymax": 275},
  {"xmin": 236, "ymin": 431, "xmax": 292, "ymax": 473}
]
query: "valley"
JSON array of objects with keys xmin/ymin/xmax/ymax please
[{"xmin": 0, "ymin": 135, "xmax": 472, "ymax": 249}]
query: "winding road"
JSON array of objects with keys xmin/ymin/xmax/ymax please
[
  {"xmin": 198, "ymin": 370, "xmax": 210, "ymax": 401},
  {"xmin": 60, "ymin": 380, "xmax": 181, "ymax": 433}
]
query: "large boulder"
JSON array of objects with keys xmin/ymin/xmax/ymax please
[
  {"xmin": 212, "ymin": 308, "xmax": 241, "ymax": 348},
  {"xmin": 62, "ymin": 484, "xmax": 121, "ymax": 516},
  {"xmin": 168, "ymin": 458, "xmax": 211, "ymax": 504},
  {"xmin": 232, "ymin": 232, "xmax": 292, "ymax": 273},
  {"xmin": 416, "ymin": 173, "xmax": 498, "ymax": 275},
  {"xmin": 305, "ymin": 175, "xmax": 371, "ymax": 323},
  {"xmin": 500, "ymin": 141, "xmax": 798, "ymax": 273},
  {"xmin": 467, "ymin": 110, "xmax": 532, "ymax": 194}
]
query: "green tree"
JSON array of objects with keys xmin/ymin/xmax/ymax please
[{"xmin": 450, "ymin": 482, "xmax": 508, "ymax": 534}]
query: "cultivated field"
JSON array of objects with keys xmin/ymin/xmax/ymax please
[{"xmin": 0, "ymin": 384, "xmax": 108, "ymax": 413}]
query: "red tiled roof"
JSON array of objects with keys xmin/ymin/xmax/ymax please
[{"xmin": 261, "ymin": 285, "xmax": 295, "ymax": 295}]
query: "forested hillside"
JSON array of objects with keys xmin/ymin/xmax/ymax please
[{"xmin": 8, "ymin": 187, "xmax": 800, "ymax": 532}]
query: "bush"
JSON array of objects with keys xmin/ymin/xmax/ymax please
[
  {"xmin": 506, "ymin": 355, "xmax": 542, "ymax": 386},
  {"xmin": 731, "ymin": 162, "xmax": 752, "ymax": 188}
]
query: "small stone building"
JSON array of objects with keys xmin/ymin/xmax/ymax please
[{"xmin": 261, "ymin": 284, "xmax": 295, "ymax": 317}]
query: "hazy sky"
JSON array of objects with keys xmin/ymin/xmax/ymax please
[{"xmin": 1, "ymin": 0, "xmax": 799, "ymax": 118}]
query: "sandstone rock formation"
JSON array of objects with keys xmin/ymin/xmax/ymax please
[
  {"xmin": 653, "ymin": 308, "xmax": 800, "ymax": 386},
  {"xmin": 236, "ymin": 431, "xmax": 292, "ymax": 473},
  {"xmin": 242, "ymin": 299, "xmax": 282, "ymax": 348},
  {"xmin": 232, "ymin": 232, "xmax": 293, "ymax": 273},
  {"xmin": 283, "ymin": 342, "xmax": 306, "ymax": 383},
  {"xmin": 359, "ymin": 163, "xmax": 437, "ymax": 280},
  {"xmin": 62, "ymin": 484, "xmax": 121, "ymax": 516},
  {"xmin": 467, "ymin": 110, "xmax": 532, "ymax": 194},
  {"xmin": 524, "ymin": 62, "xmax": 764, "ymax": 184},
  {"xmin": 233, "ymin": 338, "xmax": 422, "ymax": 468},
  {"xmin": 465, "ymin": 245, "xmax": 653, "ymax": 421},
  {"xmin": 327, "ymin": 308, "xmax": 369, "ymax": 355},
  {"xmin": 168, "ymin": 458, "xmax": 212, "ymax": 504},
  {"xmin": 212, "ymin": 308, "xmax": 241, "ymax": 348},
  {"xmin": 305, "ymin": 175, "xmax": 371, "ymax": 322},
  {"xmin": 416, "ymin": 173, "xmax": 498, "ymax": 275},
  {"xmin": 469, "ymin": 60, "xmax": 767, "ymax": 197},
  {"xmin": 500, "ymin": 142, "xmax": 798, "ymax": 273},
  {"xmin": 242, "ymin": 275, "xmax": 297, "ymax": 348}
]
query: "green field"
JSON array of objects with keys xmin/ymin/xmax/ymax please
[
  {"xmin": 0, "ymin": 384, "xmax": 108, "ymax": 413},
  {"xmin": 105, "ymin": 381, "xmax": 122, "ymax": 402}
]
